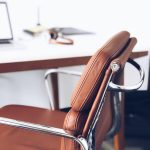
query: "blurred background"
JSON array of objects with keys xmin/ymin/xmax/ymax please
[{"xmin": 0, "ymin": 1, "xmax": 150, "ymax": 149}]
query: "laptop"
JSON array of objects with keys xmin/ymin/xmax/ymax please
[{"xmin": 0, "ymin": 2, "xmax": 13, "ymax": 43}]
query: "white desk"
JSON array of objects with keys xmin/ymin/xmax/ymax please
[
  {"xmin": 0, "ymin": 35, "xmax": 100, "ymax": 63},
  {"xmin": 0, "ymin": 34, "xmax": 103, "ymax": 109},
  {"xmin": 0, "ymin": 34, "xmax": 148, "ymax": 73},
  {"xmin": 0, "ymin": 35, "xmax": 99, "ymax": 72},
  {"xmin": 0, "ymin": 34, "xmax": 148, "ymax": 107}
]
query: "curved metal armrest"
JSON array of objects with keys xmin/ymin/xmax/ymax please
[
  {"xmin": 44, "ymin": 69, "xmax": 82, "ymax": 110},
  {"xmin": 0, "ymin": 117, "xmax": 88, "ymax": 150},
  {"xmin": 109, "ymin": 58, "xmax": 145, "ymax": 92},
  {"xmin": 45, "ymin": 69, "xmax": 82, "ymax": 78}
]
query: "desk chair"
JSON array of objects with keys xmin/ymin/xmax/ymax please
[{"xmin": 0, "ymin": 31, "xmax": 144, "ymax": 150}]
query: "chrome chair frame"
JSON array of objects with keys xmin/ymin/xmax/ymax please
[
  {"xmin": 44, "ymin": 69, "xmax": 82, "ymax": 110},
  {"xmin": 109, "ymin": 58, "xmax": 145, "ymax": 92},
  {"xmin": 0, "ymin": 58, "xmax": 144, "ymax": 150},
  {"xmin": 107, "ymin": 58, "xmax": 145, "ymax": 137},
  {"xmin": 0, "ymin": 117, "xmax": 88, "ymax": 150}
]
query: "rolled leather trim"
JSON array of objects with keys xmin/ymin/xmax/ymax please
[{"xmin": 111, "ymin": 37, "xmax": 137, "ymax": 70}]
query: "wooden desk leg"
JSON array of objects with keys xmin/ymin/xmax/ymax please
[
  {"xmin": 114, "ymin": 93, "xmax": 125, "ymax": 150},
  {"xmin": 51, "ymin": 73, "xmax": 59, "ymax": 109}
]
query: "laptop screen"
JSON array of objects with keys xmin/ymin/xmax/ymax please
[{"xmin": 0, "ymin": 2, "xmax": 13, "ymax": 42}]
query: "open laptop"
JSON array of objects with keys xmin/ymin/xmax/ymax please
[{"xmin": 0, "ymin": 2, "xmax": 13, "ymax": 43}]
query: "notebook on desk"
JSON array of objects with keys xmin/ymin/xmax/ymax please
[
  {"xmin": 49, "ymin": 27, "xmax": 94, "ymax": 35},
  {"xmin": 0, "ymin": 2, "xmax": 13, "ymax": 44},
  {"xmin": 24, "ymin": 26, "xmax": 94, "ymax": 36}
]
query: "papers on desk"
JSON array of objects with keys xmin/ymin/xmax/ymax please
[
  {"xmin": 24, "ymin": 25, "xmax": 48, "ymax": 36},
  {"xmin": 24, "ymin": 27, "xmax": 94, "ymax": 36},
  {"xmin": 49, "ymin": 27, "xmax": 94, "ymax": 35}
]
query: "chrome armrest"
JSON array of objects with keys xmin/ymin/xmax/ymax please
[
  {"xmin": 0, "ymin": 117, "xmax": 88, "ymax": 150},
  {"xmin": 109, "ymin": 58, "xmax": 145, "ymax": 92},
  {"xmin": 44, "ymin": 69, "xmax": 82, "ymax": 110},
  {"xmin": 45, "ymin": 69, "xmax": 82, "ymax": 78}
]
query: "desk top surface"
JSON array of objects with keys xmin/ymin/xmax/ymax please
[{"xmin": 0, "ymin": 33, "xmax": 147, "ymax": 64}]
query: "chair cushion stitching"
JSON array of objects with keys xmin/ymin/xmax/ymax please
[
  {"xmin": 66, "ymin": 46, "xmax": 120, "ymax": 134},
  {"xmin": 71, "ymin": 38, "xmax": 118, "ymax": 106},
  {"xmin": 75, "ymin": 111, "xmax": 82, "ymax": 135},
  {"xmin": 71, "ymin": 51, "xmax": 103, "ymax": 106},
  {"xmin": 71, "ymin": 37, "xmax": 128, "ymax": 107},
  {"xmin": 79, "ymin": 44, "xmax": 126, "ymax": 111}
]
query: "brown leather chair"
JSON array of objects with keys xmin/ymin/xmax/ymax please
[{"xmin": 0, "ymin": 31, "xmax": 144, "ymax": 150}]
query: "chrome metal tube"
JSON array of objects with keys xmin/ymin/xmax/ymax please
[
  {"xmin": 109, "ymin": 58, "xmax": 145, "ymax": 91},
  {"xmin": 0, "ymin": 117, "xmax": 88, "ymax": 150},
  {"xmin": 106, "ymin": 92, "xmax": 121, "ymax": 138},
  {"xmin": 44, "ymin": 69, "xmax": 82, "ymax": 110},
  {"xmin": 87, "ymin": 72, "xmax": 113, "ymax": 139},
  {"xmin": 45, "ymin": 69, "xmax": 82, "ymax": 78}
]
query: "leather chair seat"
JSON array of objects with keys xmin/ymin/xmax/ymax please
[{"xmin": 0, "ymin": 105, "xmax": 67, "ymax": 150}]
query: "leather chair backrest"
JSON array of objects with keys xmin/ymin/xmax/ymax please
[
  {"xmin": 61, "ymin": 31, "xmax": 137, "ymax": 150},
  {"xmin": 85, "ymin": 37, "xmax": 137, "ymax": 150}
]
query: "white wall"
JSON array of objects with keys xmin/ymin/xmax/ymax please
[
  {"xmin": 0, "ymin": 0, "xmax": 149, "ymax": 108},
  {"xmin": 5, "ymin": 0, "xmax": 150, "ymax": 49},
  {"xmin": 0, "ymin": 70, "xmax": 51, "ymax": 108}
]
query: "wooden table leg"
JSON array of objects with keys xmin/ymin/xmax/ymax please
[
  {"xmin": 50, "ymin": 73, "xmax": 59, "ymax": 109},
  {"xmin": 114, "ymin": 92, "xmax": 125, "ymax": 150}
]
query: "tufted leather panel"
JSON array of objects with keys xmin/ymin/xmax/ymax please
[
  {"xmin": 70, "ymin": 31, "xmax": 130, "ymax": 112},
  {"xmin": 63, "ymin": 31, "xmax": 130, "ymax": 135},
  {"xmin": 83, "ymin": 37, "xmax": 137, "ymax": 136},
  {"xmin": 61, "ymin": 31, "xmax": 137, "ymax": 150}
]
